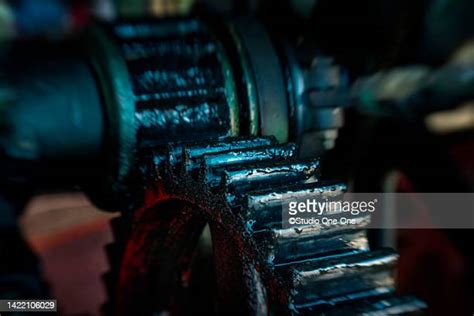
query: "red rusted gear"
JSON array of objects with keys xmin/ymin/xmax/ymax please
[{"xmin": 103, "ymin": 137, "xmax": 426, "ymax": 315}]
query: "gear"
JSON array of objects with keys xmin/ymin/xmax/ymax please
[{"xmin": 103, "ymin": 136, "xmax": 426, "ymax": 315}]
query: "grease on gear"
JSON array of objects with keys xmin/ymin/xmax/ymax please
[{"xmin": 103, "ymin": 136, "xmax": 426, "ymax": 315}]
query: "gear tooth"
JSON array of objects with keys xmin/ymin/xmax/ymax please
[
  {"xmin": 181, "ymin": 146, "xmax": 193, "ymax": 172},
  {"xmin": 237, "ymin": 180, "xmax": 368, "ymax": 264},
  {"xmin": 207, "ymin": 159, "xmax": 320, "ymax": 191},
  {"xmin": 280, "ymin": 249, "xmax": 398, "ymax": 305},
  {"xmin": 229, "ymin": 182, "xmax": 345, "ymax": 231},
  {"xmin": 184, "ymin": 137, "xmax": 279, "ymax": 170},
  {"xmin": 297, "ymin": 294, "xmax": 427, "ymax": 316},
  {"xmin": 102, "ymin": 215, "xmax": 131, "ymax": 314},
  {"xmin": 256, "ymin": 228, "xmax": 369, "ymax": 265},
  {"xmin": 160, "ymin": 137, "xmax": 277, "ymax": 170},
  {"xmin": 167, "ymin": 144, "xmax": 182, "ymax": 167},
  {"xmin": 202, "ymin": 143, "xmax": 298, "ymax": 170}
]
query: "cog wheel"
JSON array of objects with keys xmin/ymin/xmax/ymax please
[{"xmin": 103, "ymin": 137, "xmax": 426, "ymax": 315}]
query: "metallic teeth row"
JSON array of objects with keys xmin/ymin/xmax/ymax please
[{"xmin": 158, "ymin": 136, "xmax": 426, "ymax": 315}]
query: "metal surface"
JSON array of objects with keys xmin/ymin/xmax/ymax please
[
  {"xmin": 103, "ymin": 136, "xmax": 426, "ymax": 315},
  {"xmin": 282, "ymin": 46, "xmax": 348, "ymax": 155},
  {"xmin": 86, "ymin": 25, "xmax": 136, "ymax": 192},
  {"xmin": 85, "ymin": 19, "xmax": 241, "ymax": 210},
  {"xmin": 0, "ymin": 12, "xmax": 447, "ymax": 315},
  {"xmin": 0, "ymin": 48, "xmax": 104, "ymax": 170},
  {"xmin": 108, "ymin": 19, "xmax": 239, "ymax": 146},
  {"xmin": 230, "ymin": 18, "xmax": 289, "ymax": 143}
]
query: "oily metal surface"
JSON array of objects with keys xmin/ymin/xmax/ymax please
[
  {"xmin": 103, "ymin": 137, "xmax": 426, "ymax": 315},
  {"xmin": 107, "ymin": 19, "xmax": 239, "ymax": 149},
  {"xmin": 85, "ymin": 19, "xmax": 241, "ymax": 211}
]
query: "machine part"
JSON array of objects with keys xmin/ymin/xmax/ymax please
[
  {"xmin": 86, "ymin": 26, "xmax": 136, "ymax": 186},
  {"xmin": 1, "ymin": 17, "xmax": 348, "ymax": 208},
  {"xmin": 222, "ymin": 21, "xmax": 260, "ymax": 136},
  {"xmin": 0, "ymin": 16, "xmax": 429, "ymax": 315},
  {"xmin": 228, "ymin": 17, "xmax": 289, "ymax": 143},
  {"xmin": 0, "ymin": 57, "xmax": 104, "ymax": 162},
  {"xmin": 82, "ymin": 18, "xmax": 351, "ymax": 209},
  {"xmin": 84, "ymin": 18, "xmax": 241, "ymax": 210},
  {"xmin": 282, "ymin": 44, "xmax": 348, "ymax": 156},
  {"xmin": 103, "ymin": 136, "xmax": 426, "ymax": 315},
  {"xmin": 98, "ymin": 18, "xmax": 240, "ymax": 145},
  {"xmin": 0, "ymin": 47, "xmax": 107, "ymax": 189}
]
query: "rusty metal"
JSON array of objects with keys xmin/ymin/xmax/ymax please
[{"xmin": 103, "ymin": 136, "xmax": 426, "ymax": 315}]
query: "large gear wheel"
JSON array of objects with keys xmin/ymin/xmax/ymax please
[{"xmin": 103, "ymin": 136, "xmax": 426, "ymax": 315}]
